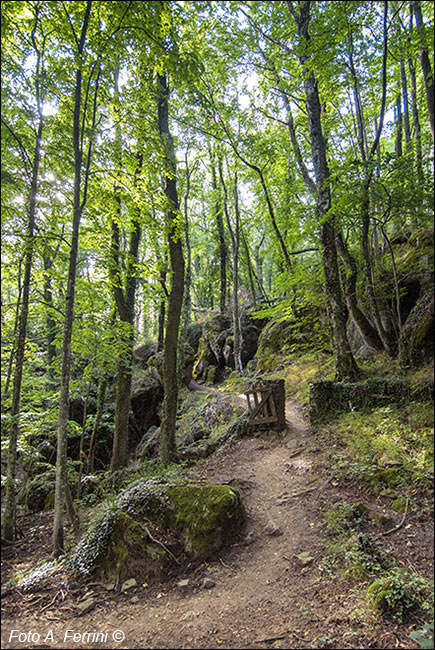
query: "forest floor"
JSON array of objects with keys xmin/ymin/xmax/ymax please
[{"xmin": 1, "ymin": 388, "xmax": 433, "ymax": 649}]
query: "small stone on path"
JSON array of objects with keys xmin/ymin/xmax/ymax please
[
  {"xmin": 121, "ymin": 578, "xmax": 137, "ymax": 592},
  {"xmin": 77, "ymin": 597, "xmax": 96, "ymax": 616},
  {"xmin": 263, "ymin": 521, "xmax": 283, "ymax": 536},
  {"xmin": 202, "ymin": 577, "xmax": 216, "ymax": 589},
  {"xmin": 295, "ymin": 552, "xmax": 314, "ymax": 567}
]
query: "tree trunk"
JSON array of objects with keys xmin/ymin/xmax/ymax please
[
  {"xmin": 108, "ymin": 67, "xmax": 142, "ymax": 472},
  {"xmin": 395, "ymin": 91, "xmax": 403, "ymax": 157},
  {"xmin": 412, "ymin": 1, "xmax": 435, "ymax": 140},
  {"xmin": 219, "ymin": 159, "xmax": 243, "ymax": 374},
  {"xmin": 361, "ymin": 189, "xmax": 395, "ymax": 356},
  {"xmin": 2, "ymin": 265, "xmax": 22, "ymax": 402},
  {"xmin": 241, "ymin": 227, "xmax": 257, "ymax": 306},
  {"xmin": 43, "ymin": 256, "xmax": 57, "ymax": 380},
  {"xmin": 53, "ymin": 1, "xmax": 92, "ymax": 556},
  {"xmin": 3, "ymin": 8, "xmax": 44, "ymax": 542},
  {"xmin": 400, "ymin": 59, "xmax": 412, "ymax": 153},
  {"xmin": 209, "ymin": 148, "xmax": 227, "ymax": 314},
  {"xmin": 157, "ymin": 73, "xmax": 185, "ymax": 466},
  {"xmin": 3, "ymin": 131, "xmax": 41, "ymax": 543},
  {"xmin": 335, "ymin": 231, "xmax": 383, "ymax": 351},
  {"xmin": 294, "ymin": 1, "xmax": 358, "ymax": 381},
  {"xmin": 110, "ymin": 358, "xmax": 132, "ymax": 471}
]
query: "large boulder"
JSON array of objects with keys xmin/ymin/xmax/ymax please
[
  {"xmin": 194, "ymin": 313, "xmax": 232, "ymax": 381},
  {"xmin": 133, "ymin": 342, "xmax": 158, "ymax": 366},
  {"xmin": 69, "ymin": 481, "xmax": 246, "ymax": 580},
  {"xmin": 166, "ymin": 484, "xmax": 246, "ymax": 560},
  {"xmin": 399, "ymin": 287, "xmax": 434, "ymax": 368},
  {"xmin": 194, "ymin": 312, "xmax": 267, "ymax": 381},
  {"xmin": 130, "ymin": 368, "xmax": 164, "ymax": 436}
]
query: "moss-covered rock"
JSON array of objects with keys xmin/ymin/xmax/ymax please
[
  {"xmin": 399, "ymin": 287, "xmax": 434, "ymax": 368},
  {"xmin": 366, "ymin": 568, "xmax": 430, "ymax": 619},
  {"xmin": 25, "ymin": 470, "xmax": 56, "ymax": 513},
  {"xmin": 130, "ymin": 368, "xmax": 163, "ymax": 436},
  {"xmin": 69, "ymin": 508, "xmax": 168, "ymax": 581},
  {"xmin": 69, "ymin": 480, "xmax": 246, "ymax": 580},
  {"xmin": 166, "ymin": 484, "xmax": 246, "ymax": 560},
  {"xmin": 193, "ymin": 314, "xmax": 232, "ymax": 380}
]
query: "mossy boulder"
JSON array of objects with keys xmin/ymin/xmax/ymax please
[
  {"xmin": 366, "ymin": 569, "xmax": 429, "ymax": 619},
  {"xmin": 399, "ymin": 287, "xmax": 434, "ymax": 368},
  {"xmin": 69, "ymin": 508, "xmax": 168, "ymax": 581},
  {"xmin": 25, "ymin": 470, "xmax": 56, "ymax": 512},
  {"xmin": 69, "ymin": 480, "xmax": 246, "ymax": 580},
  {"xmin": 133, "ymin": 342, "xmax": 158, "ymax": 365},
  {"xmin": 256, "ymin": 319, "xmax": 294, "ymax": 371},
  {"xmin": 166, "ymin": 484, "xmax": 246, "ymax": 560},
  {"xmin": 194, "ymin": 314, "xmax": 232, "ymax": 380},
  {"xmin": 130, "ymin": 368, "xmax": 164, "ymax": 436}
]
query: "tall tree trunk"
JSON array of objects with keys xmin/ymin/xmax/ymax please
[
  {"xmin": 407, "ymin": 7, "xmax": 424, "ymax": 182},
  {"xmin": 179, "ymin": 147, "xmax": 195, "ymax": 382},
  {"xmin": 400, "ymin": 59, "xmax": 412, "ymax": 153},
  {"xmin": 209, "ymin": 147, "xmax": 227, "ymax": 314},
  {"xmin": 412, "ymin": 1, "xmax": 435, "ymax": 140},
  {"xmin": 53, "ymin": 1, "xmax": 93, "ymax": 556},
  {"xmin": 3, "ymin": 131, "xmax": 41, "ymax": 544},
  {"xmin": 157, "ymin": 73, "xmax": 185, "ymax": 466},
  {"xmin": 108, "ymin": 64, "xmax": 143, "ymax": 472},
  {"xmin": 2, "ymin": 264, "xmax": 22, "ymax": 402},
  {"xmin": 241, "ymin": 227, "xmax": 257, "ymax": 307},
  {"xmin": 395, "ymin": 91, "xmax": 403, "ymax": 157},
  {"xmin": 219, "ymin": 159, "xmax": 243, "ymax": 374},
  {"xmin": 3, "ymin": 9, "xmax": 44, "ymax": 542},
  {"xmin": 293, "ymin": 1, "xmax": 358, "ymax": 381}
]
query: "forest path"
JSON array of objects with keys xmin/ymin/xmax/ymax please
[
  {"xmin": 4, "ymin": 387, "xmax": 416, "ymax": 649},
  {"xmin": 3, "ymin": 389, "xmax": 340, "ymax": 649}
]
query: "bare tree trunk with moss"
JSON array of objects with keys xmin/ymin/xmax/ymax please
[{"xmin": 157, "ymin": 73, "xmax": 185, "ymax": 466}]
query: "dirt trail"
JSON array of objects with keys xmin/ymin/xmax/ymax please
[
  {"xmin": 2, "ymin": 391, "xmax": 420, "ymax": 649},
  {"xmin": 2, "ymin": 396, "xmax": 333, "ymax": 649}
]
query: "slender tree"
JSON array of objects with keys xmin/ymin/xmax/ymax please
[
  {"xmin": 289, "ymin": 0, "xmax": 359, "ymax": 380},
  {"xmin": 53, "ymin": 0, "xmax": 96, "ymax": 555},
  {"xmin": 3, "ymin": 5, "xmax": 45, "ymax": 542},
  {"xmin": 158, "ymin": 72, "xmax": 185, "ymax": 466}
]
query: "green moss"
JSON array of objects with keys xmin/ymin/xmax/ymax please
[
  {"xmin": 367, "ymin": 569, "xmax": 432, "ymax": 621},
  {"xmin": 69, "ymin": 506, "xmax": 168, "ymax": 580},
  {"xmin": 166, "ymin": 484, "xmax": 246, "ymax": 559},
  {"xmin": 391, "ymin": 496, "xmax": 409, "ymax": 513},
  {"xmin": 367, "ymin": 579, "xmax": 391, "ymax": 612}
]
